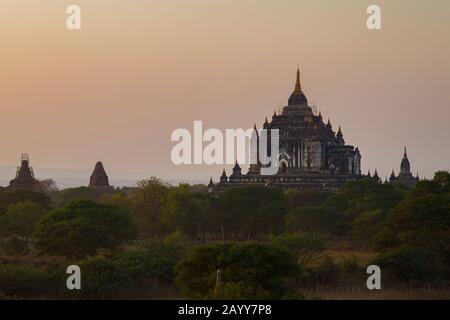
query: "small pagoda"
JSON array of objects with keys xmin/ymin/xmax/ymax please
[
  {"xmin": 8, "ymin": 154, "xmax": 40, "ymax": 191},
  {"xmin": 89, "ymin": 161, "xmax": 113, "ymax": 190}
]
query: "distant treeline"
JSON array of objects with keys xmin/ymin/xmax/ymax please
[{"xmin": 0, "ymin": 171, "xmax": 448, "ymax": 299}]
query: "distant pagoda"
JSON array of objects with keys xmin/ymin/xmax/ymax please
[
  {"xmin": 89, "ymin": 161, "xmax": 112, "ymax": 190},
  {"xmin": 389, "ymin": 147, "xmax": 419, "ymax": 188},
  {"xmin": 8, "ymin": 153, "xmax": 40, "ymax": 191}
]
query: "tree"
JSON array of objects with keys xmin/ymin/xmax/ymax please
[
  {"xmin": 351, "ymin": 209, "xmax": 386, "ymax": 246},
  {"xmin": 162, "ymin": 185, "xmax": 212, "ymax": 241},
  {"xmin": 58, "ymin": 186, "xmax": 102, "ymax": 205},
  {"xmin": 175, "ymin": 242, "xmax": 299, "ymax": 299},
  {"xmin": 0, "ymin": 201, "xmax": 47, "ymax": 240},
  {"xmin": 68, "ymin": 241, "xmax": 186, "ymax": 299},
  {"xmin": 129, "ymin": 177, "xmax": 169, "ymax": 238},
  {"xmin": 0, "ymin": 263, "xmax": 61, "ymax": 298},
  {"xmin": 433, "ymin": 170, "xmax": 450, "ymax": 192},
  {"xmin": 0, "ymin": 235, "xmax": 29, "ymax": 255},
  {"xmin": 218, "ymin": 186, "xmax": 288, "ymax": 240},
  {"xmin": 372, "ymin": 176, "xmax": 450, "ymax": 282},
  {"xmin": 101, "ymin": 192, "xmax": 133, "ymax": 213},
  {"xmin": 270, "ymin": 232, "xmax": 327, "ymax": 265},
  {"xmin": 285, "ymin": 206, "xmax": 345, "ymax": 236},
  {"xmin": 373, "ymin": 192, "xmax": 450, "ymax": 255},
  {"xmin": 315, "ymin": 179, "xmax": 405, "ymax": 239},
  {"xmin": 0, "ymin": 190, "xmax": 51, "ymax": 216},
  {"xmin": 326, "ymin": 179, "xmax": 404, "ymax": 216},
  {"xmin": 372, "ymin": 246, "xmax": 446, "ymax": 283},
  {"xmin": 34, "ymin": 199, "xmax": 136, "ymax": 258},
  {"xmin": 285, "ymin": 189, "xmax": 334, "ymax": 209}
]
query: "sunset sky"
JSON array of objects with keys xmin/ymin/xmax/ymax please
[{"xmin": 0, "ymin": 0, "xmax": 449, "ymax": 186}]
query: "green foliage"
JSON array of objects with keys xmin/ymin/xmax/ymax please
[
  {"xmin": 100, "ymin": 192, "xmax": 132, "ymax": 212},
  {"xmin": 72, "ymin": 256, "xmax": 127, "ymax": 299},
  {"xmin": 326, "ymin": 179, "xmax": 404, "ymax": 216},
  {"xmin": 270, "ymin": 232, "xmax": 327, "ymax": 265},
  {"xmin": 371, "ymin": 174, "xmax": 450, "ymax": 283},
  {"xmin": 218, "ymin": 186, "xmax": 288, "ymax": 240},
  {"xmin": 0, "ymin": 201, "xmax": 47, "ymax": 239},
  {"xmin": 372, "ymin": 246, "xmax": 447, "ymax": 283},
  {"xmin": 163, "ymin": 185, "xmax": 215, "ymax": 240},
  {"xmin": 0, "ymin": 190, "xmax": 51, "ymax": 216},
  {"xmin": 0, "ymin": 235, "xmax": 29, "ymax": 255},
  {"xmin": 1, "ymin": 171, "xmax": 449, "ymax": 298},
  {"xmin": 129, "ymin": 177, "xmax": 170, "ymax": 238},
  {"xmin": 176, "ymin": 242, "xmax": 299, "ymax": 299},
  {"xmin": 373, "ymin": 192, "xmax": 450, "ymax": 253},
  {"xmin": 285, "ymin": 206, "xmax": 345, "ymax": 236},
  {"xmin": 69, "ymin": 241, "xmax": 186, "ymax": 299},
  {"xmin": 34, "ymin": 199, "xmax": 136, "ymax": 258},
  {"xmin": 58, "ymin": 187, "xmax": 103, "ymax": 204},
  {"xmin": 118, "ymin": 241, "xmax": 186, "ymax": 281},
  {"xmin": 285, "ymin": 189, "xmax": 334, "ymax": 209},
  {"xmin": 319, "ymin": 178, "xmax": 404, "ymax": 244},
  {"xmin": 351, "ymin": 209, "xmax": 386, "ymax": 245},
  {"xmin": 0, "ymin": 263, "xmax": 62, "ymax": 298},
  {"xmin": 164, "ymin": 231, "xmax": 190, "ymax": 247},
  {"xmin": 296, "ymin": 255, "xmax": 366, "ymax": 288},
  {"xmin": 433, "ymin": 170, "xmax": 450, "ymax": 192}
]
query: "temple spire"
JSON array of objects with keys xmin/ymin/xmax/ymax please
[
  {"xmin": 294, "ymin": 65, "xmax": 302, "ymax": 92},
  {"xmin": 400, "ymin": 146, "xmax": 411, "ymax": 173},
  {"xmin": 336, "ymin": 125, "xmax": 345, "ymax": 145}
]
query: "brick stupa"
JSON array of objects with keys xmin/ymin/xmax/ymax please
[{"xmin": 89, "ymin": 161, "xmax": 112, "ymax": 190}]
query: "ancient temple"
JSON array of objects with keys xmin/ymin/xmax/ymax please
[
  {"xmin": 89, "ymin": 161, "xmax": 112, "ymax": 190},
  {"xmin": 211, "ymin": 68, "xmax": 363, "ymax": 191},
  {"xmin": 389, "ymin": 147, "xmax": 419, "ymax": 188},
  {"xmin": 8, "ymin": 154, "xmax": 40, "ymax": 191}
]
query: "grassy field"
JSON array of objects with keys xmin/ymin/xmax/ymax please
[{"xmin": 324, "ymin": 249, "xmax": 379, "ymax": 267}]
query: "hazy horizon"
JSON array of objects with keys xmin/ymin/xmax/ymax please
[{"xmin": 1, "ymin": 0, "xmax": 449, "ymax": 183}]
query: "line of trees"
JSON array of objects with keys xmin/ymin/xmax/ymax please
[{"xmin": 0, "ymin": 171, "xmax": 448, "ymax": 299}]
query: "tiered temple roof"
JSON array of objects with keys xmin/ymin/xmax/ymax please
[{"xmin": 211, "ymin": 68, "xmax": 363, "ymax": 192}]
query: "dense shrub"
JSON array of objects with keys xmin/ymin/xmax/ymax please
[
  {"xmin": 67, "ymin": 241, "xmax": 186, "ymax": 299},
  {"xmin": 0, "ymin": 235, "xmax": 28, "ymax": 256},
  {"xmin": 372, "ymin": 246, "xmax": 447, "ymax": 284},
  {"xmin": 270, "ymin": 232, "xmax": 327, "ymax": 265},
  {"xmin": 0, "ymin": 190, "xmax": 51, "ymax": 216},
  {"xmin": 0, "ymin": 201, "xmax": 47, "ymax": 239},
  {"xmin": 0, "ymin": 263, "xmax": 62, "ymax": 298},
  {"xmin": 176, "ymin": 242, "xmax": 300, "ymax": 299},
  {"xmin": 285, "ymin": 206, "xmax": 346, "ymax": 236},
  {"xmin": 34, "ymin": 199, "xmax": 136, "ymax": 258}
]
